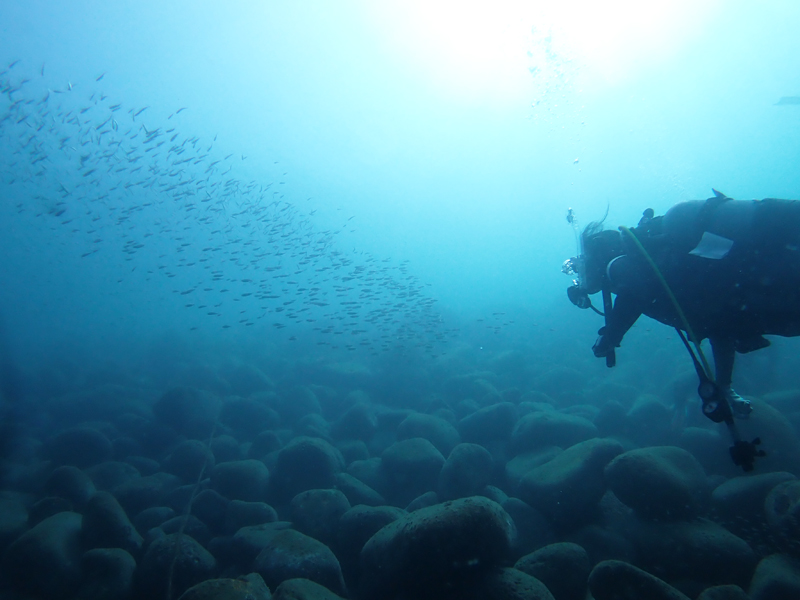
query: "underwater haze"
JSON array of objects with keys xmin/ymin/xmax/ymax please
[{"xmin": 2, "ymin": 1, "xmax": 800, "ymax": 599}]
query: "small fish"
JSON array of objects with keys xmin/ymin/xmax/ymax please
[
  {"xmin": 134, "ymin": 106, "xmax": 148, "ymax": 118},
  {"xmin": 96, "ymin": 72, "xmax": 105, "ymax": 82}
]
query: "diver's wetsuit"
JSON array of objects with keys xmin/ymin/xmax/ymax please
[{"xmin": 593, "ymin": 194, "xmax": 800, "ymax": 387}]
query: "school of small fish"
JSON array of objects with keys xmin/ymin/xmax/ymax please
[{"xmin": 0, "ymin": 60, "xmax": 460, "ymax": 357}]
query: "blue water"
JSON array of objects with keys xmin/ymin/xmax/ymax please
[{"xmin": 1, "ymin": 2, "xmax": 800, "ymax": 597}]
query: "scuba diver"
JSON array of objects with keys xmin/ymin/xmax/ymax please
[{"xmin": 564, "ymin": 190, "xmax": 800, "ymax": 471}]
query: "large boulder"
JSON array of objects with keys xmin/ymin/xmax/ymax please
[
  {"xmin": 112, "ymin": 472, "xmax": 180, "ymax": 514},
  {"xmin": 81, "ymin": 491, "xmax": 143, "ymax": 554},
  {"xmin": 359, "ymin": 496, "xmax": 514, "ymax": 599},
  {"xmin": 177, "ymin": 573, "xmax": 271, "ymax": 600},
  {"xmin": 76, "ymin": 548, "xmax": 136, "ymax": 600},
  {"xmin": 253, "ymin": 529, "xmax": 345, "ymax": 595},
  {"xmin": 380, "ymin": 438, "xmax": 445, "ymax": 506},
  {"xmin": 2, "ymin": 511, "xmax": 83, "ymax": 599},
  {"xmin": 219, "ymin": 397, "xmax": 280, "ymax": 439},
  {"xmin": 211, "ymin": 460, "xmax": 270, "ymax": 502},
  {"xmin": 273, "ymin": 577, "xmax": 345, "ymax": 600},
  {"xmin": 605, "ymin": 446, "xmax": 708, "ymax": 520},
  {"xmin": 712, "ymin": 471, "xmax": 796, "ymax": 539},
  {"xmin": 135, "ymin": 533, "xmax": 217, "ymax": 599},
  {"xmin": 438, "ymin": 443, "xmax": 494, "ymax": 501},
  {"xmin": 290, "ymin": 489, "xmax": 351, "ymax": 547},
  {"xmin": 631, "ymin": 518, "xmax": 756, "ymax": 594},
  {"xmin": 396, "ymin": 413, "xmax": 461, "ymax": 457},
  {"xmin": 45, "ymin": 465, "xmax": 97, "ymax": 508},
  {"xmin": 475, "ymin": 567, "xmax": 556, "ymax": 600},
  {"xmin": 514, "ymin": 542, "xmax": 591, "ymax": 600},
  {"xmin": 163, "ymin": 439, "xmax": 216, "ymax": 482},
  {"xmin": 458, "ymin": 402, "xmax": 518, "ymax": 444},
  {"xmin": 588, "ymin": 560, "xmax": 691, "ymax": 600},
  {"xmin": 749, "ymin": 554, "xmax": 800, "ymax": 600},
  {"xmin": 764, "ymin": 480, "xmax": 800, "ymax": 548},
  {"xmin": 511, "ymin": 411, "xmax": 598, "ymax": 453},
  {"xmin": 270, "ymin": 437, "xmax": 344, "ymax": 504},
  {"xmin": 518, "ymin": 438, "xmax": 623, "ymax": 529}
]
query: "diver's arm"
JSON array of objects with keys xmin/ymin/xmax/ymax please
[{"xmin": 592, "ymin": 293, "xmax": 643, "ymax": 357}]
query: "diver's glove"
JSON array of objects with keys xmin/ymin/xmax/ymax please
[
  {"xmin": 723, "ymin": 387, "xmax": 753, "ymax": 419},
  {"xmin": 592, "ymin": 327, "xmax": 619, "ymax": 358}
]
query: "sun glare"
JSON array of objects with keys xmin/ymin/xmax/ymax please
[{"xmin": 368, "ymin": 0, "xmax": 720, "ymax": 102}]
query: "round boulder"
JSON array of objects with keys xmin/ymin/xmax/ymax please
[
  {"xmin": 589, "ymin": 560, "xmax": 690, "ymax": 600},
  {"xmin": 359, "ymin": 496, "xmax": 514, "ymax": 599},
  {"xmin": 631, "ymin": 518, "xmax": 756, "ymax": 592},
  {"xmin": 270, "ymin": 437, "xmax": 344, "ymax": 503},
  {"xmin": 177, "ymin": 573, "xmax": 271, "ymax": 600},
  {"xmin": 748, "ymin": 553, "xmax": 800, "ymax": 600},
  {"xmin": 515, "ymin": 542, "xmax": 591, "ymax": 600},
  {"xmin": 605, "ymin": 446, "xmax": 708, "ymax": 520},
  {"xmin": 211, "ymin": 460, "xmax": 270, "ymax": 502},
  {"xmin": 163, "ymin": 439, "xmax": 215, "ymax": 482},
  {"xmin": 438, "ymin": 443, "xmax": 494, "ymax": 501},
  {"xmin": 135, "ymin": 533, "xmax": 217, "ymax": 599},
  {"xmin": 290, "ymin": 489, "xmax": 351, "ymax": 546},
  {"xmin": 77, "ymin": 547, "xmax": 136, "ymax": 600},
  {"xmin": 81, "ymin": 491, "xmax": 143, "ymax": 554},
  {"xmin": 458, "ymin": 402, "xmax": 518, "ymax": 444},
  {"xmin": 254, "ymin": 528, "xmax": 345, "ymax": 595},
  {"xmin": 518, "ymin": 438, "xmax": 624, "ymax": 529},
  {"xmin": 511, "ymin": 411, "xmax": 598, "ymax": 453},
  {"xmin": 3, "ymin": 511, "xmax": 84, "ymax": 599},
  {"xmin": 380, "ymin": 438, "xmax": 445, "ymax": 506},
  {"xmin": 396, "ymin": 413, "xmax": 461, "ymax": 457}
]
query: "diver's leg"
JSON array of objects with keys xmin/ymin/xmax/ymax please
[{"xmin": 710, "ymin": 336, "xmax": 753, "ymax": 418}]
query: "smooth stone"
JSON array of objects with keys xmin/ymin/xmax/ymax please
[
  {"xmin": 696, "ymin": 585, "xmax": 750, "ymax": 600},
  {"xmin": 134, "ymin": 506, "xmax": 175, "ymax": 534},
  {"xmin": 359, "ymin": 496, "xmax": 513, "ymax": 599},
  {"xmin": 631, "ymin": 518, "xmax": 756, "ymax": 592},
  {"xmin": 135, "ymin": 533, "xmax": 217, "ymax": 599},
  {"xmin": 518, "ymin": 438, "xmax": 623, "ymax": 529},
  {"xmin": 334, "ymin": 472, "xmax": 385, "ymax": 507},
  {"xmin": 749, "ymin": 554, "xmax": 800, "ymax": 600},
  {"xmin": 511, "ymin": 411, "xmax": 598, "ymax": 453},
  {"xmin": 177, "ymin": 573, "xmax": 271, "ymax": 600},
  {"xmin": 331, "ymin": 402, "xmax": 377, "ymax": 442},
  {"xmin": 396, "ymin": 413, "xmax": 461, "ymax": 457},
  {"xmin": 45, "ymin": 465, "xmax": 96, "ymax": 508},
  {"xmin": 82, "ymin": 491, "xmax": 143, "ymax": 554},
  {"xmin": 438, "ymin": 443, "xmax": 494, "ymax": 501},
  {"xmin": 764, "ymin": 480, "xmax": 800, "ymax": 545},
  {"xmin": 270, "ymin": 437, "xmax": 344, "ymax": 503},
  {"xmin": 224, "ymin": 500, "xmax": 278, "ymax": 535},
  {"xmin": 0, "ymin": 492, "xmax": 28, "ymax": 552},
  {"xmin": 192, "ymin": 488, "xmax": 230, "ymax": 533},
  {"xmin": 273, "ymin": 577, "xmax": 345, "ymax": 599},
  {"xmin": 515, "ymin": 542, "xmax": 591, "ymax": 600},
  {"xmin": 505, "ymin": 447, "xmax": 562, "ymax": 494},
  {"xmin": 76, "ymin": 548, "xmax": 136, "ymax": 600},
  {"xmin": 476, "ymin": 567, "xmax": 556, "ymax": 600},
  {"xmin": 112, "ymin": 472, "xmax": 180, "ymax": 514},
  {"xmin": 254, "ymin": 528, "xmax": 345, "ymax": 595},
  {"xmin": 290, "ymin": 489, "xmax": 351, "ymax": 547},
  {"xmin": 211, "ymin": 459, "xmax": 270, "ymax": 502},
  {"xmin": 219, "ymin": 397, "xmax": 280, "ymax": 438},
  {"xmin": 458, "ymin": 402, "xmax": 518, "ymax": 444},
  {"xmin": 3, "ymin": 511, "xmax": 84, "ymax": 599},
  {"xmin": 163, "ymin": 439, "xmax": 216, "ymax": 482},
  {"xmin": 211, "ymin": 435, "xmax": 243, "ymax": 463},
  {"xmin": 588, "ymin": 560, "xmax": 691, "ymax": 600},
  {"xmin": 379, "ymin": 437, "xmax": 445, "ymax": 506},
  {"xmin": 605, "ymin": 446, "xmax": 708, "ymax": 520}
]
